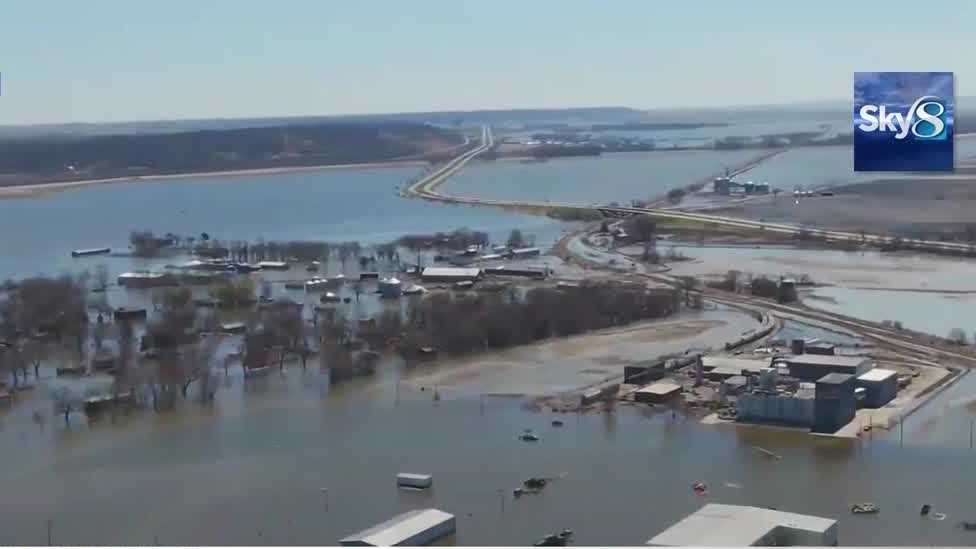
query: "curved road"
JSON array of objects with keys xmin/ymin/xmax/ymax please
[
  {"xmin": 406, "ymin": 126, "xmax": 976, "ymax": 256},
  {"xmin": 404, "ymin": 125, "xmax": 976, "ymax": 368}
]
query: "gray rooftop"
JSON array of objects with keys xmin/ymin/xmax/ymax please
[
  {"xmin": 421, "ymin": 267, "xmax": 482, "ymax": 278},
  {"xmin": 817, "ymin": 373, "xmax": 854, "ymax": 385},
  {"xmin": 647, "ymin": 503, "xmax": 837, "ymax": 546},
  {"xmin": 702, "ymin": 356, "xmax": 772, "ymax": 371},
  {"xmin": 785, "ymin": 354, "xmax": 870, "ymax": 367},
  {"xmin": 858, "ymin": 368, "xmax": 897, "ymax": 382}
]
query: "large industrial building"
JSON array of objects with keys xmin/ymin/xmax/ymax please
[
  {"xmin": 813, "ymin": 373, "xmax": 857, "ymax": 433},
  {"xmin": 340, "ymin": 508, "xmax": 456, "ymax": 546},
  {"xmin": 646, "ymin": 503, "xmax": 838, "ymax": 546},
  {"xmin": 780, "ymin": 354, "xmax": 872, "ymax": 381}
]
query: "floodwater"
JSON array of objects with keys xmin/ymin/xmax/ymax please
[
  {"xmin": 733, "ymin": 145, "xmax": 863, "ymax": 190},
  {"xmin": 664, "ymin": 243, "xmax": 976, "ymax": 338},
  {"xmin": 806, "ymin": 287, "xmax": 976, "ymax": 340},
  {"xmin": 667, "ymin": 244, "xmax": 976, "ymax": 292},
  {"xmin": 446, "ymin": 150, "xmax": 762, "ymax": 205},
  {"xmin": 6, "ymin": 359, "xmax": 976, "ymax": 546},
  {"xmin": 0, "ymin": 166, "xmax": 571, "ymax": 282},
  {"xmin": 8, "ymin": 149, "xmax": 976, "ymax": 545}
]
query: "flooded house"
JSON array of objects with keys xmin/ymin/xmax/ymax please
[{"xmin": 117, "ymin": 271, "xmax": 175, "ymax": 289}]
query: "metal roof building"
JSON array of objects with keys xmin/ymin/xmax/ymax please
[
  {"xmin": 340, "ymin": 508, "xmax": 456, "ymax": 546},
  {"xmin": 647, "ymin": 503, "xmax": 837, "ymax": 546},
  {"xmin": 702, "ymin": 356, "xmax": 771, "ymax": 380},
  {"xmin": 420, "ymin": 267, "xmax": 483, "ymax": 282},
  {"xmin": 634, "ymin": 382, "xmax": 682, "ymax": 404},
  {"xmin": 782, "ymin": 354, "xmax": 872, "ymax": 381}
]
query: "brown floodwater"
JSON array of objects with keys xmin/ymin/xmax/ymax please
[{"xmin": 4, "ymin": 335, "xmax": 976, "ymax": 546}]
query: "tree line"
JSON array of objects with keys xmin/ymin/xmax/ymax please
[
  {"xmin": 384, "ymin": 281, "xmax": 681, "ymax": 357},
  {"xmin": 0, "ymin": 122, "xmax": 462, "ymax": 184}
]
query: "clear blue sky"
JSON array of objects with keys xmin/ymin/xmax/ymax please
[{"xmin": 2, "ymin": 0, "xmax": 973, "ymax": 124}]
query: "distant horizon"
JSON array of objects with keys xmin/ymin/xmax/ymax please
[{"xmin": 3, "ymin": 95, "xmax": 953, "ymax": 130}]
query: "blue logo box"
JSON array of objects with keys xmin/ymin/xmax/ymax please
[{"xmin": 853, "ymin": 72, "xmax": 954, "ymax": 172}]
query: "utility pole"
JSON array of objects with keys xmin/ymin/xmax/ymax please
[
  {"xmin": 46, "ymin": 519, "xmax": 52, "ymax": 546},
  {"xmin": 321, "ymin": 487, "xmax": 329, "ymax": 513}
]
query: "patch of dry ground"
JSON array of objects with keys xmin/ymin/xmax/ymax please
[{"xmin": 402, "ymin": 313, "xmax": 755, "ymax": 397}]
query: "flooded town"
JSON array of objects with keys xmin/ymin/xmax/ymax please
[
  {"xmin": 4, "ymin": 4, "xmax": 976, "ymax": 546},
  {"xmin": 2, "ymin": 117, "xmax": 976, "ymax": 545}
]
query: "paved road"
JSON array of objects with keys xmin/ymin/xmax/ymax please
[
  {"xmin": 404, "ymin": 128, "xmax": 976, "ymax": 368},
  {"xmin": 406, "ymin": 127, "xmax": 976, "ymax": 256}
]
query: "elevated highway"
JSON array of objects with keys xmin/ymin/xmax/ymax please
[{"xmin": 405, "ymin": 126, "xmax": 976, "ymax": 257}]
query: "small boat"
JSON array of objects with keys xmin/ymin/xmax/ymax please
[
  {"xmin": 523, "ymin": 477, "xmax": 547, "ymax": 489},
  {"xmin": 514, "ymin": 487, "xmax": 542, "ymax": 498},
  {"xmin": 552, "ymin": 419, "xmax": 564, "ymax": 427},
  {"xmin": 959, "ymin": 521, "xmax": 976, "ymax": 531},
  {"xmin": 692, "ymin": 482, "xmax": 708, "ymax": 496},
  {"xmin": 534, "ymin": 530, "xmax": 573, "ymax": 547},
  {"xmin": 320, "ymin": 292, "xmax": 341, "ymax": 303},
  {"xmin": 921, "ymin": 504, "xmax": 931, "ymax": 516},
  {"xmin": 519, "ymin": 432, "xmax": 540, "ymax": 442},
  {"xmin": 851, "ymin": 503, "xmax": 880, "ymax": 514},
  {"xmin": 534, "ymin": 535, "xmax": 566, "ymax": 547}
]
